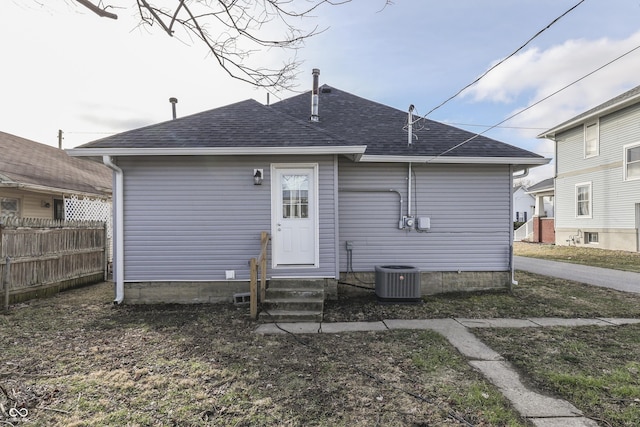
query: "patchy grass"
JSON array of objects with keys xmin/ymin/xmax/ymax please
[
  {"xmin": 325, "ymin": 270, "xmax": 640, "ymax": 321},
  {"xmin": 514, "ymin": 241, "xmax": 640, "ymax": 272},
  {"xmin": 1, "ymin": 282, "xmax": 527, "ymax": 426},
  {"xmin": 474, "ymin": 325, "xmax": 640, "ymax": 427}
]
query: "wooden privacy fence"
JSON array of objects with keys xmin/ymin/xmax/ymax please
[{"xmin": 1, "ymin": 218, "xmax": 107, "ymax": 308}]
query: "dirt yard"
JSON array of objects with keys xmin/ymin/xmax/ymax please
[{"xmin": 2, "ymin": 247, "xmax": 640, "ymax": 426}]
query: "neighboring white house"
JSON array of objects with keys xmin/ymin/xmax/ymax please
[
  {"xmin": 526, "ymin": 178, "xmax": 555, "ymax": 218},
  {"xmin": 538, "ymin": 85, "xmax": 640, "ymax": 252},
  {"xmin": 512, "ymin": 185, "xmax": 534, "ymax": 223}
]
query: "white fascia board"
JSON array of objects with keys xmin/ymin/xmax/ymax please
[
  {"xmin": 67, "ymin": 146, "xmax": 368, "ymax": 157},
  {"xmin": 538, "ymin": 94, "xmax": 640, "ymax": 140},
  {"xmin": 358, "ymin": 155, "xmax": 551, "ymax": 165}
]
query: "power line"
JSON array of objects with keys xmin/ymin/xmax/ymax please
[
  {"xmin": 423, "ymin": 0, "xmax": 586, "ymax": 119},
  {"xmin": 428, "ymin": 43, "xmax": 640, "ymax": 161}
]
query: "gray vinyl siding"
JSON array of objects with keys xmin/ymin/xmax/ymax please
[
  {"xmin": 556, "ymin": 103, "xmax": 640, "ymax": 229},
  {"xmin": 338, "ymin": 159, "xmax": 512, "ymax": 271},
  {"xmin": 119, "ymin": 155, "xmax": 336, "ymax": 281}
]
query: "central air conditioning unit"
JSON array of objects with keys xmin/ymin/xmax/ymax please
[{"xmin": 375, "ymin": 265, "xmax": 421, "ymax": 303}]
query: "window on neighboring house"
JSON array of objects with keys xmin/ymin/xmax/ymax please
[
  {"xmin": 576, "ymin": 182, "xmax": 592, "ymax": 218},
  {"xmin": 54, "ymin": 199, "xmax": 65, "ymax": 220},
  {"xmin": 624, "ymin": 143, "xmax": 640, "ymax": 181},
  {"xmin": 585, "ymin": 232, "xmax": 599, "ymax": 243},
  {"xmin": 0, "ymin": 197, "xmax": 20, "ymax": 221},
  {"xmin": 584, "ymin": 121, "xmax": 599, "ymax": 158},
  {"xmin": 516, "ymin": 212, "xmax": 520, "ymax": 222}
]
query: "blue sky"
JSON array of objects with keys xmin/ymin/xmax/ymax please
[{"xmin": 3, "ymin": 0, "xmax": 640, "ymax": 184}]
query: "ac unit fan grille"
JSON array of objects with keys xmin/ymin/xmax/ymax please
[{"xmin": 375, "ymin": 265, "xmax": 421, "ymax": 302}]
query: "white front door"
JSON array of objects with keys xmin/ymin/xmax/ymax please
[{"xmin": 272, "ymin": 165, "xmax": 318, "ymax": 267}]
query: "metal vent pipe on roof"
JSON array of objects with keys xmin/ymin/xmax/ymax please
[
  {"xmin": 311, "ymin": 68, "xmax": 320, "ymax": 122},
  {"xmin": 169, "ymin": 97, "xmax": 178, "ymax": 119}
]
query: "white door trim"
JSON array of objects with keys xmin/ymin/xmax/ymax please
[{"xmin": 270, "ymin": 163, "xmax": 320, "ymax": 268}]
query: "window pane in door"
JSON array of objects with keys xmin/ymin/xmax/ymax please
[{"xmin": 282, "ymin": 174, "xmax": 308, "ymax": 219}]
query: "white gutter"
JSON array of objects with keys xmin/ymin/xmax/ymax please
[
  {"xmin": 102, "ymin": 156, "xmax": 124, "ymax": 304},
  {"xmin": 512, "ymin": 168, "xmax": 529, "ymax": 179},
  {"xmin": 68, "ymin": 146, "xmax": 367, "ymax": 157},
  {"xmin": 358, "ymin": 155, "xmax": 551, "ymax": 165}
]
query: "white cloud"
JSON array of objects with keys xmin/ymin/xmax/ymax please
[{"xmin": 464, "ymin": 31, "xmax": 640, "ymax": 134}]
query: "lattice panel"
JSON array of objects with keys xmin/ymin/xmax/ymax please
[{"xmin": 64, "ymin": 196, "xmax": 113, "ymax": 261}]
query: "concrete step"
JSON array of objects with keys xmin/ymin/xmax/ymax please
[{"xmin": 259, "ymin": 279, "xmax": 325, "ymax": 323}]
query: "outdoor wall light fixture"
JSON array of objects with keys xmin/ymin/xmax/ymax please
[
  {"xmin": 253, "ymin": 169, "xmax": 263, "ymax": 185},
  {"xmin": 41, "ymin": 201, "xmax": 51, "ymax": 208}
]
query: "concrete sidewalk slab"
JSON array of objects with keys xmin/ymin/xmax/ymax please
[
  {"xmin": 383, "ymin": 318, "xmax": 454, "ymax": 330},
  {"xmin": 529, "ymin": 417, "xmax": 599, "ymax": 427},
  {"xmin": 320, "ymin": 321, "xmax": 387, "ymax": 333},
  {"xmin": 456, "ymin": 318, "xmax": 540, "ymax": 328},
  {"xmin": 597, "ymin": 318, "xmax": 640, "ymax": 326},
  {"xmin": 255, "ymin": 322, "xmax": 320, "ymax": 334},
  {"xmin": 470, "ymin": 360, "xmax": 584, "ymax": 418},
  {"xmin": 528, "ymin": 318, "xmax": 610, "ymax": 327}
]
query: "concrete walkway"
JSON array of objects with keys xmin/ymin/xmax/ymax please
[
  {"xmin": 256, "ymin": 318, "xmax": 640, "ymax": 426},
  {"xmin": 514, "ymin": 256, "xmax": 640, "ymax": 294}
]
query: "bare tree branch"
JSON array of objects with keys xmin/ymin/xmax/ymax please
[
  {"xmin": 75, "ymin": 0, "xmax": 118, "ymax": 19},
  {"xmin": 72, "ymin": 0, "xmax": 363, "ymax": 91}
]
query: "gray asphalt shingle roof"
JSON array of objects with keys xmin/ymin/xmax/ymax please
[
  {"xmin": 0, "ymin": 131, "xmax": 112, "ymax": 196},
  {"xmin": 79, "ymin": 85, "xmax": 543, "ymax": 160}
]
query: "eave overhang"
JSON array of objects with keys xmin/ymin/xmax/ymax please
[
  {"xmin": 0, "ymin": 181, "xmax": 111, "ymax": 199},
  {"xmin": 67, "ymin": 146, "xmax": 368, "ymax": 159}
]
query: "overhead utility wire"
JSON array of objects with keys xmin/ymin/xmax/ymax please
[
  {"xmin": 429, "ymin": 43, "xmax": 640, "ymax": 161},
  {"xmin": 422, "ymin": 0, "xmax": 586, "ymax": 119}
]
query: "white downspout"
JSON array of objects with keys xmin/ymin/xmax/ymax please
[
  {"xmin": 102, "ymin": 155, "xmax": 124, "ymax": 304},
  {"xmin": 509, "ymin": 165, "xmax": 518, "ymax": 287}
]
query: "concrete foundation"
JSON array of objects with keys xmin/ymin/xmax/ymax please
[
  {"xmin": 124, "ymin": 278, "xmax": 339, "ymax": 304},
  {"xmin": 124, "ymin": 271, "xmax": 510, "ymax": 304},
  {"xmin": 338, "ymin": 271, "xmax": 511, "ymax": 296},
  {"xmin": 556, "ymin": 227, "xmax": 638, "ymax": 252}
]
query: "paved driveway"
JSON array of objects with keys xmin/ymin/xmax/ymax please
[{"xmin": 514, "ymin": 256, "xmax": 640, "ymax": 294}]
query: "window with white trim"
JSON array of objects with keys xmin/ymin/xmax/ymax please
[
  {"xmin": 624, "ymin": 143, "xmax": 640, "ymax": 181},
  {"xmin": 575, "ymin": 182, "xmax": 592, "ymax": 218},
  {"xmin": 584, "ymin": 121, "xmax": 599, "ymax": 158},
  {"xmin": 0, "ymin": 197, "xmax": 20, "ymax": 221}
]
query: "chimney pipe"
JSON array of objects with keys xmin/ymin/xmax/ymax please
[
  {"xmin": 310, "ymin": 68, "xmax": 320, "ymax": 122},
  {"xmin": 169, "ymin": 97, "xmax": 178, "ymax": 119}
]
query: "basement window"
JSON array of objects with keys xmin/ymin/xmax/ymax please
[{"xmin": 584, "ymin": 232, "xmax": 599, "ymax": 244}]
